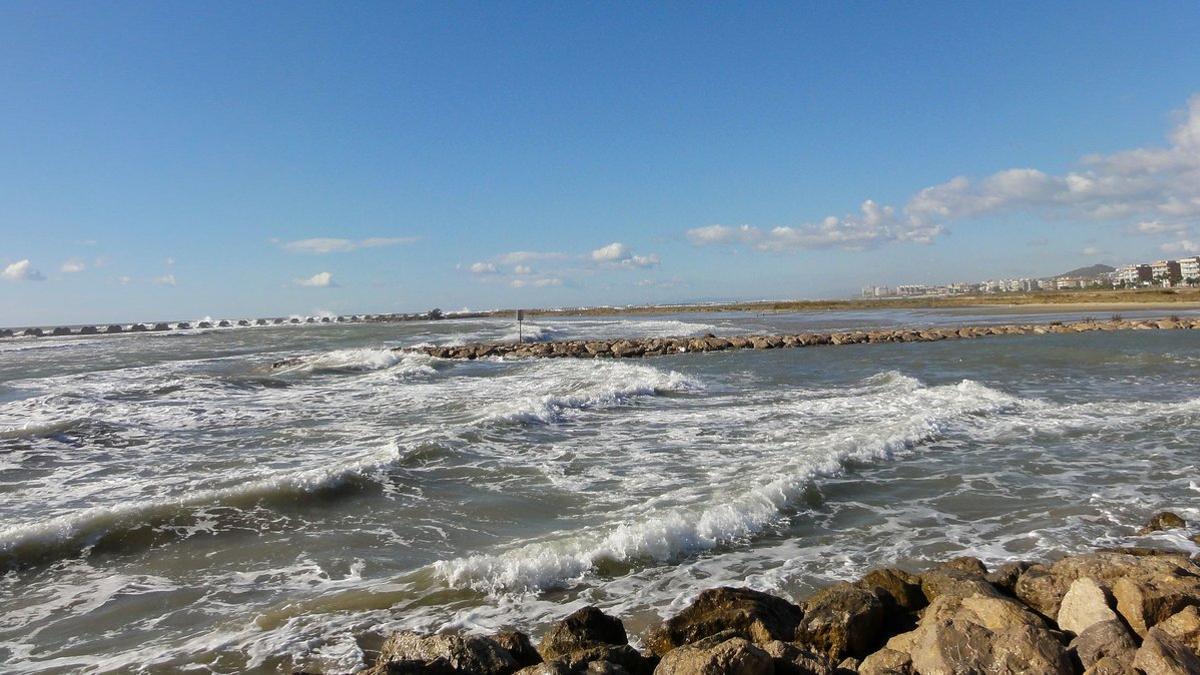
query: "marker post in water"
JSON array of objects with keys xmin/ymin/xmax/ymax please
[{"xmin": 516, "ymin": 309, "xmax": 525, "ymax": 343}]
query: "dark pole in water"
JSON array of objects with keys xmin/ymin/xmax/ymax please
[{"xmin": 516, "ymin": 309, "xmax": 525, "ymax": 343}]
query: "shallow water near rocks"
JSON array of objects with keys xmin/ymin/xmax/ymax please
[{"xmin": 2, "ymin": 308, "xmax": 1199, "ymax": 673}]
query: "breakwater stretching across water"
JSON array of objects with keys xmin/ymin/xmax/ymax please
[{"xmin": 389, "ymin": 315, "xmax": 1197, "ymax": 361}]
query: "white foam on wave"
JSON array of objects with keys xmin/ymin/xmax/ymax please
[
  {"xmin": 478, "ymin": 361, "xmax": 703, "ymax": 425},
  {"xmin": 274, "ymin": 349, "xmax": 437, "ymax": 377},
  {"xmin": 434, "ymin": 376, "xmax": 1022, "ymax": 594},
  {"xmin": 0, "ymin": 442, "xmax": 404, "ymax": 567}
]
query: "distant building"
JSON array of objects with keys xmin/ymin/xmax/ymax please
[
  {"xmin": 1179, "ymin": 257, "xmax": 1200, "ymax": 284},
  {"xmin": 1151, "ymin": 259, "xmax": 1182, "ymax": 286},
  {"xmin": 1116, "ymin": 264, "xmax": 1153, "ymax": 286}
]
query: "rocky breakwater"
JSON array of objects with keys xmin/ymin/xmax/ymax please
[
  {"xmin": 359, "ymin": 513, "xmax": 1200, "ymax": 674},
  {"xmin": 407, "ymin": 316, "xmax": 1200, "ymax": 361}
]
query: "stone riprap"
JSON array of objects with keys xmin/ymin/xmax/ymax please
[
  {"xmin": 406, "ymin": 316, "xmax": 1199, "ymax": 362},
  {"xmin": 365, "ymin": 514, "xmax": 1200, "ymax": 674}
]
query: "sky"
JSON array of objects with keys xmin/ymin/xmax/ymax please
[{"xmin": 2, "ymin": 2, "xmax": 1199, "ymax": 325}]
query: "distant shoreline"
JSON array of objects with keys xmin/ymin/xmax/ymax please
[{"xmin": 503, "ymin": 288, "xmax": 1200, "ymax": 318}]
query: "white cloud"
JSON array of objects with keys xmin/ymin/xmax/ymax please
[
  {"xmin": 688, "ymin": 201, "xmax": 943, "ymax": 252},
  {"xmin": 1133, "ymin": 220, "xmax": 1188, "ymax": 235},
  {"xmin": 590, "ymin": 242, "xmax": 662, "ymax": 268},
  {"xmin": 295, "ymin": 272, "xmax": 335, "ymax": 287},
  {"xmin": 469, "ymin": 262, "xmax": 497, "ymax": 274},
  {"xmin": 510, "ymin": 277, "xmax": 562, "ymax": 288},
  {"xmin": 591, "ymin": 242, "xmax": 629, "ymax": 262},
  {"xmin": 281, "ymin": 236, "xmax": 418, "ymax": 254},
  {"xmin": 513, "ymin": 265, "xmax": 532, "ymax": 275},
  {"xmin": 905, "ymin": 95, "xmax": 1200, "ymax": 228},
  {"xmin": 688, "ymin": 94, "xmax": 1200, "ymax": 254},
  {"xmin": 60, "ymin": 259, "xmax": 86, "ymax": 274},
  {"xmin": 1161, "ymin": 240, "xmax": 1200, "ymax": 254},
  {"xmin": 153, "ymin": 274, "xmax": 177, "ymax": 286},
  {"xmin": 165, "ymin": 257, "xmax": 176, "ymax": 266},
  {"xmin": 495, "ymin": 251, "xmax": 566, "ymax": 265},
  {"xmin": 2, "ymin": 259, "xmax": 45, "ymax": 281},
  {"xmin": 1081, "ymin": 246, "xmax": 1103, "ymax": 256},
  {"xmin": 117, "ymin": 275, "xmax": 132, "ymax": 285}
]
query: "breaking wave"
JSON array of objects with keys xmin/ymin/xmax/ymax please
[
  {"xmin": 434, "ymin": 377, "xmax": 1022, "ymax": 594},
  {"xmin": 0, "ymin": 443, "xmax": 405, "ymax": 570},
  {"xmin": 479, "ymin": 362, "xmax": 703, "ymax": 425}
]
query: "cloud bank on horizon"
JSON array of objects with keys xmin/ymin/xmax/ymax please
[{"xmin": 687, "ymin": 94, "xmax": 1200, "ymax": 255}]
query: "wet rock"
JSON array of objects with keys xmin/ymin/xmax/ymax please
[
  {"xmin": 544, "ymin": 645, "xmax": 654, "ymax": 675},
  {"xmin": 644, "ymin": 587, "xmax": 803, "ymax": 656},
  {"xmin": 986, "ymin": 560, "xmax": 1033, "ymax": 596},
  {"xmin": 130, "ymin": 323, "xmax": 148, "ymax": 332},
  {"xmin": 0, "ymin": 328, "xmax": 13, "ymax": 338},
  {"xmin": 796, "ymin": 581, "xmax": 886, "ymax": 659},
  {"xmin": 1058, "ymin": 577, "xmax": 1119, "ymax": 635},
  {"xmin": 652, "ymin": 636, "xmax": 772, "ymax": 675},
  {"xmin": 857, "ymin": 648, "xmax": 912, "ymax": 675},
  {"xmin": 919, "ymin": 562, "xmax": 1000, "ymax": 603},
  {"xmin": 858, "ymin": 568, "xmax": 925, "ymax": 614},
  {"xmin": 1113, "ymin": 572, "xmax": 1200, "ymax": 637},
  {"xmin": 759, "ymin": 640, "xmax": 834, "ymax": 674},
  {"xmin": 22, "ymin": 327, "xmax": 44, "ymax": 337},
  {"xmin": 238, "ymin": 319, "xmax": 251, "ymax": 326},
  {"xmin": 539, "ymin": 607, "xmax": 627, "ymax": 661},
  {"xmin": 1140, "ymin": 512, "xmax": 1188, "ymax": 535},
  {"xmin": 199, "ymin": 321, "xmax": 214, "ymax": 328},
  {"xmin": 175, "ymin": 322, "xmax": 190, "ymax": 330},
  {"xmin": 1132, "ymin": 627, "xmax": 1200, "ymax": 674},
  {"xmin": 218, "ymin": 320, "xmax": 232, "ymax": 327},
  {"xmin": 370, "ymin": 631, "xmax": 519, "ymax": 674},
  {"xmin": 105, "ymin": 324, "xmax": 123, "ymax": 333},
  {"xmin": 494, "ymin": 631, "xmax": 542, "ymax": 668},
  {"xmin": 51, "ymin": 326, "xmax": 73, "ymax": 335},
  {"xmin": 152, "ymin": 322, "xmax": 170, "ymax": 331},
  {"xmin": 1069, "ymin": 620, "xmax": 1138, "ymax": 670}
]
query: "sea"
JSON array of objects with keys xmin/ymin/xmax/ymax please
[{"xmin": 2, "ymin": 307, "xmax": 1199, "ymax": 673}]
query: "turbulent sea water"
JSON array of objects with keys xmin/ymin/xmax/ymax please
[{"xmin": 3, "ymin": 308, "xmax": 1200, "ymax": 673}]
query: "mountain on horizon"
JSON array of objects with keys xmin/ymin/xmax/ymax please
[{"xmin": 1056, "ymin": 263, "xmax": 1115, "ymax": 279}]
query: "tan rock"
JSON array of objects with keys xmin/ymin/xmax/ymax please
[
  {"xmin": 1069, "ymin": 620, "xmax": 1138, "ymax": 670},
  {"xmin": 796, "ymin": 581, "xmax": 887, "ymax": 659},
  {"xmin": 539, "ymin": 607, "xmax": 628, "ymax": 661},
  {"xmin": 652, "ymin": 637, "xmax": 773, "ymax": 675},
  {"xmin": 1140, "ymin": 512, "xmax": 1188, "ymax": 535},
  {"xmin": 369, "ymin": 631, "xmax": 519, "ymax": 674},
  {"xmin": 1132, "ymin": 627, "xmax": 1200, "ymax": 675},
  {"xmin": 1113, "ymin": 574, "xmax": 1200, "ymax": 637},
  {"xmin": 857, "ymin": 647, "xmax": 913, "ymax": 675},
  {"xmin": 1155, "ymin": 605, "xmax": 1200, "ymax": 653},
  {"xmin": 643, "ymin": 587, "xmax": 803, "ymax": 656},
  {"xmin": 1057, "ymin": 577, "xmax": 1119, "ymax": 635},
  {"xmin": 759, "ymin": 640, "xmax": 834, "ymax": 674},
  {"xmin": 1084, "ymin": 654, "xmax": 1139, "ymax": 674}
]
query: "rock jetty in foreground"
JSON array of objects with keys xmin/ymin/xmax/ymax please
[
  {"xmin": 404, "ymin": 316, "xmax": 1200, "ymax": 362},
  {"xmin": 363, "ymin": 513, "xmax": 1200, "ymax": 674}
]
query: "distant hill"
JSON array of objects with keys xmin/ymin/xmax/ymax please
[{"xmin": 1056, "ymin": 264, "xmax": 1115, "ymax": 279}]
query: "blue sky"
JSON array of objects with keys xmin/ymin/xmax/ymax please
[{"xmin": 2, "ymin": 2, "xmax": 1199, "ymax": 325}]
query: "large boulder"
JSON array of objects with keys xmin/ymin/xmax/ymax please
[
  {"xmin": 796, "ymin": 581, "xmax": 887, "ymax": 659},
  {"xmin": 539, "ymin": 607, "xmax": 628, "ymax": 661},
  {"xmin": 886, "ymin": 594, "xmax": 1072, "ymax": 674},
  {"xmin": 758, "ymin": 640, "xmax": 835, "ymax": 674},
  {"xmin": 1069, "ymin": 620, "xmax": 1138, "ymax": 671},
  {"xmin": 1155, "ymin": 605, "xmax": 1200, "ymax": 652},
  {"xmin": 1057, "ymin": 577, "xmax": 1119, "ymax": 635},
  {"xmin": 495, "ymin": 631, "xmax": 542, "ymax": 668},
  {"xmin": 1112, "ymin": 572, "xmax": 1200, "ymax": 637},
  {"xmin": 542, "ymin": 644, "xmax": 654, "ymax": 675},
  {"xmin": 858, "ymin": 568, "xmax": 926, "ymax": 614},
  {"xmin": 985, "ymin": 561, "xmax": 1033, "ymax": 596},
  {"xmin": 1014, "ymin": 551, "xmax": 1200, "ymax": 621},
  {"xmin": 369, "ymin": 631, "xmax": 519, "ymax": 675},
  {"xmin": 652, "ymin": 636, "xmax": 773, "ymax": 675},
  {"xmin": 857, "ymin": 648, "xmax": 913, "ymax": 675},
  {"xmin": 1132, "ymin": 628, "xmax": 1200, "ymax": 675},
  {"xmin": 644, "ymin": 587, "xmax": 803, "ymax": 656}
]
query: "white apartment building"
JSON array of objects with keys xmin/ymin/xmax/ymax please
[
  {"xmin": 1117, "ymin": 264, "xmax": 1152, "ymax": 286},
  {"xmin": 1179, "ymin": 257, "xmax": 1200, "ymax": 282}
]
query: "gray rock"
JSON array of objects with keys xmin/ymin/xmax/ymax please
[
  {"xmin": 1132, "ymin": 627, "xmax": 1200, "ymax": 675},
  {"xmin": 644, "ymin": 586, "xmax": 803, "ymax": 656},
  {"xmin": 1069, "ymin": 620, "xmax": 1138, "ymax": 670},
  {"xmin": 539, "ymin": 607, "xmax": 627, "ymax": 662},
  {"xmin": 369, "ymin": 631, "xmax": 518, "ymax": 675},
  {"xmin": 796, "ymin": 581, "xmax": 887, "ymax": 659}
]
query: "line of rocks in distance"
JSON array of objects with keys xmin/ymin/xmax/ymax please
[
  {"xmin": 358, "ymin": 513, "xmax": 1200, "ymax": 675},
  {"xmin": 407, "ymin": 315, "xmax": 1200, "ymax": 361},
  {"xmin": 0, "ymin": 313, "xmax": 441, "ymax": 338}
]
